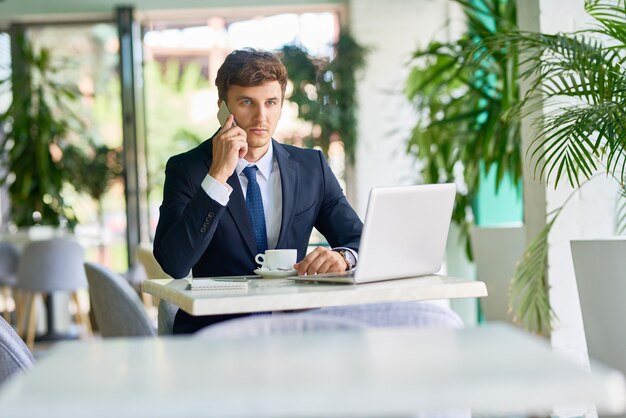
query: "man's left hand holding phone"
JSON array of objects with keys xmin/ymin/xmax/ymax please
[{"xmin": 209, "ymin": 101, "xmax": 247, "ymax": 185}]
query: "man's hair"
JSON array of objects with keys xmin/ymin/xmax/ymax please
[{"xmin": 215, "ymin": 48, "xmax": 288, "ymax": 102}]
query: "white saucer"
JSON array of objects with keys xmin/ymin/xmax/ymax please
[{"xmin": 253, "ymin": 268, "xmax": 298, "ymax": 278}]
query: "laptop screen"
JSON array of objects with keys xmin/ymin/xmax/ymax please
[{"xmin": 353, "ymin": 183, "xmax": 456, "ymax": 283}]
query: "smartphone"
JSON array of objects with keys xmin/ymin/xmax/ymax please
[{"xmin": 217, "ymin": 101, "xmax": 236, "ymax": 127}]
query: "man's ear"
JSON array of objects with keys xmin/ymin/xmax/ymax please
[{"xmin": 217, "ymin": 98, "xmax": 222, "ymax": 107}]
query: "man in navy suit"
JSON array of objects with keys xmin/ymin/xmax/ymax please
[{"xmin": 154, "ymin": 49, "xmax": 363, "ymax": 334}]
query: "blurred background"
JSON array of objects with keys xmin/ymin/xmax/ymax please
[
  {"xmin": 0, "ymin": 0, "xmax": 622, "ymax": 339},
  {"xmin": 0, "ymin": 0, "xmax": 474, "ymax": 276}
]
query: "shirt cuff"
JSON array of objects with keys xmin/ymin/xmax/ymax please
[
  {"xmin": 201, "ymin": 174, "xmax": 232, "ymax": 206},
  {"xmin": 332, "ymin": 246, "xmax": 359, "ymax": 269}
]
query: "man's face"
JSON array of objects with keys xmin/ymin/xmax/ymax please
[{"xmin": 225, "ymin": 81, "xmax": 283, "ymax": 153}]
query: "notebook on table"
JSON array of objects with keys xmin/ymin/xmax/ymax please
[
  {"xmin": 189, "ymin": 277, "xmax": 250, "ymax": 290},
  {"xmin": 288, "ymin": 183, "xmax": 456, "ymax": 285}
]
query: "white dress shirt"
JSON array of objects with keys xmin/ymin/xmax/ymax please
[{"xmin": 201, "ymin": 142, "xmax": 282, "ymax": 249}]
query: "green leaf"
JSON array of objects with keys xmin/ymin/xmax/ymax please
[{"xmin": 509, "ymin": 209, "xmax": 561, "ymax": 335}]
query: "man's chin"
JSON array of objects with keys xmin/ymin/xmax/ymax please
[{"xmin": 247, "ymin": 137, "xmax": 271, "ymax": 148}]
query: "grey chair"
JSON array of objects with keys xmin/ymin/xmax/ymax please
[
  {"xmin": 196, "ymin": 312, "xmax": 367, "ymax": 339},
  {"xmin": 0, "ymin": 242, "xmax": 19, "ymax": 323},
  {"xmin": 0, "ymin": 315, "xmax": 33, "ymax": 387},
  {"xmin": 310, "ymin": 301, "xmax": 465, "ymax": 329},
  {"xmin": 157, "ymin": 299, "xmax": 178, "ymax": 336},
  {"xmin": 84, "ymin": 262, "xmax": 156, "ymax": 338},
  {"xmin": 16, "ymin": 238, "xmax": 91, "ymax": 350}
]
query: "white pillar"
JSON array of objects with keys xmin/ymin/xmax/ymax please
[{"xmin": 349, "ymin": 0, "xmax": 463, "ymax": 216}]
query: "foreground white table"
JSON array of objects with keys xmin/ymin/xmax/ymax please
[
  {"xmin": 142, "ymin": 275, "xmax": 487, "ymax": 315},
  {"xmin": 0, "ymin": 324, "xmax": 624, "ymax": 418}
]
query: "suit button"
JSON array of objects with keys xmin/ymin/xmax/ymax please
[
  {"xmin": 206, "ymin": 213, "xmax": 214, "ymax": 221},
  {"xmin": 200, "ymin": 227, "xmax": 206, "ymax": 233}
]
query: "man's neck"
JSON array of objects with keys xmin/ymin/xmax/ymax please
[{"xmin": 244, "ymin": 142, "xmax": 271, "ymax": 163}]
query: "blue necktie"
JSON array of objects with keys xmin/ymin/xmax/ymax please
[{"xmin": 243, "ymin": 165, "xmax": 268, "ymax": 253}]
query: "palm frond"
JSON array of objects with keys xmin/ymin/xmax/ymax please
[
  {"xmin": 509, "ymin": 208, "xmax": 561, "ymax": 335},
  {"xmin": 527, "ymin": 105, "xmax": 610, "ymax": 186},
  {"xmin": 484, "ymin": 23, "xmax": 626, "ymax": 188},
  {"xmin": 585, "ymin": 0, "xmax": 626, "ymax": 46}
]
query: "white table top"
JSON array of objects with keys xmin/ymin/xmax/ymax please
[
  {"xmin": 142, "ymin": 275, "xmax": 487, "ymax": 315},
  {"xmin": 0, "ymin": 323, "xmax": 623, "ymax": 418}
]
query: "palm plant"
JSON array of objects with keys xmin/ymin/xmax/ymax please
[
  {"xmin": 60, "ymin": 142, "xmax": 123, "ymax": 227},
  {"xmin": 404, "ymin": 0, "xmax": 521, "ymax": 255},
  {"xmin": 0, "ymin": 29, "xmax": 81, "ymax": 228},
  {"xmin": 482, "ymin": 0, "xmax": 626, "ymax": 334},
  {"xmin": 279, "ymin": 32, "xmax": 368, "ymax": 163}
]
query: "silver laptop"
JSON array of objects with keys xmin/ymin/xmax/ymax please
[{"xmin": 289, "ymin": 183, "xmax": 456, "ymax": 284}]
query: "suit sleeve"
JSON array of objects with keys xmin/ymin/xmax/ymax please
[
  {"xmin": 153, "ymin": 156, "xmax": 227, "ymax": 279},
  {"xmin": 314, "ymin": 151, "xmax": 363, "ymax": 251}
]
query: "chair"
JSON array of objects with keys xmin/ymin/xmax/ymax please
[
  {"xmin": 571, "ymin": 239, "xmax": 626, "ymax": 374},
  {"xmin": 195, "ymin": 309, "xmax": 470, "ymax": 418},
  {"xmin": 0, "ymin": 242, "xmax": 19, "ymax": 323},
  {"xmin": 196, "ymin": 312, "xmax": 367, "ymax": 339},
  {"xmin": 84, "ymin": 262, "xmax": 156, "ymax": 338},
  {"xmin": 0, "ymin": 315, "xmax": 33, "ymax": 387},
  {"xmin": 135, "ymin": 242, "xmax": 165, "ymax": 308},
  {"xmin": 16, "ymin": 238, "xmax": 92, "ymax": 350},
  {"xmin": 136, "ymin": 242, "xmax": 168, "ymax": 280},
  {"xmin": 310, "ymin": 301, "xmax": 465, "ymax": 329},
  {"xmin": 157, "ymin": 299, "xmax": 178, "ymax": 336},
  {"xmin": 470, "ymin": 225, "xmax": 525, "ymax": 323}
]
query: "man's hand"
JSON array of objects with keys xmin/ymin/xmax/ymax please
[
  {"xmin": 209, "ymin": 115, "xmax": 248, "ymax": 184},
  {"xmin": 294, "ymin": 247, "xmax": 348, "ymax": 275}
]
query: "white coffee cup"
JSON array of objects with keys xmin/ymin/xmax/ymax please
[{"xmin": 255, "ymin": 249, "xmax": 297, "ymax": 271}]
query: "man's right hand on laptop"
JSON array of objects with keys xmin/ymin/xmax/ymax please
[{"xmin": 294, "ymin": 247, "xmax": 348, "ymax": 276}]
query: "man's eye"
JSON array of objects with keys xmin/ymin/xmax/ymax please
[
  {"xmin": 242, "ymin": 99, "xmax": 252, "ymax": 105},
  {"xmin": 267, "ymin": 100, "xmax": 277, "ymax": 106}
]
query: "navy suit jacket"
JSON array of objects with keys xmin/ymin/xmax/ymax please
[{"xmin": 153, "ymin": 136, "xmax": 363, "ymax": 280}]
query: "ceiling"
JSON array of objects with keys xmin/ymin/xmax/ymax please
[{"xmin": 0, "ymin": 0, "xmax": 345, "ymax": 26}]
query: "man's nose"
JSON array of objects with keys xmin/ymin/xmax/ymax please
[{"xmin": 253, "ymin": 105, "xmax": 267, "ymax": 122}]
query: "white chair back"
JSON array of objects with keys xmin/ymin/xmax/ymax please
[
  {"xmin": 17, "ymin": 238, "xmax": 86, "ymax": 292},
  {"xmin": 196, "ymin": 312, "xmax": 366, "ymax": 339},
  {"xmin": 313, "ymin": 301, "xmax": 465, "ymax": 329},
  {"xmin": 571, "ymin": 238, "xmax": 626, "ymax": 375}
]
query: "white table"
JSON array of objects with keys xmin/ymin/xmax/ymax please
[
  {"xmin": 142, "ymin": 275, "xmax": 488, "ymax": 315},
  {"xmin": 0, "ymin": 323, "xmax": 623, "ymax": 417}
]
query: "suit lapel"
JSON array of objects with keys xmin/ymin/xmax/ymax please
[
  {"xmin": 274, "ymin": 140, "xmax": 299, "ymax": 248},
  {"xmin": 226, "ymin": 174, "xmax": 257, "ymax": 257}
]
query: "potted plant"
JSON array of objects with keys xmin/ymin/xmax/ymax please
[
  {"xmin": 404, "ymin": 0, "xmax": 521, "ymax": 256},
  {"xmin": 481, "ymin": 0, "xmax": 626, "ymax": 334},
  {"xmin": 59, "ymin": 142, "xmax": 123, "ymax": 259},
  {"xmin": 0, "ymin": 29, "xmax": 81, "ymax": 229},
  {"xmin": 279, "ymin": 32, "xmax": 368, "ymax": 166},
  {"xmin": 404, "ymin": 0, "xmax": 626, "ymax": 334}
]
